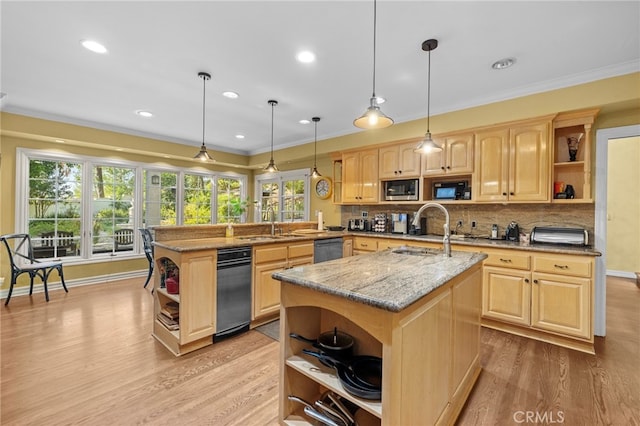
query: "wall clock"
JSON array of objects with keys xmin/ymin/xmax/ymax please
[{"xmin": 314, "ymin": 177, "xmax": 333, "ymax": 200}]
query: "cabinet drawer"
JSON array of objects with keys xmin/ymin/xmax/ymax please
[
  {"xmin": 534, "ymin": 255, "xmax": 592, "ymax": 278},
  {"xmin": 353, "ymin": 238, "xmax": 377, "ymax": 251},
  {"xmin": 254, "ymin": 245, "xmax": 288, "ymax": 264},
  {"xmin": 484, "ymin": 252, "xmax": 530, "ymax": 270},
  {"xmin": 288, "ymin": 243, "xmax": 314, "ymax": 259}
]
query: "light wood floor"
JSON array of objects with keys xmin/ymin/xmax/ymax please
[{"xmin": 1, "ymin": 277, "xmax": 638, "ymax": 425}]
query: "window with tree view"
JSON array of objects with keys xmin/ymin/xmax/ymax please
[
  {"xmin": 28, "ymin": 159, "xmax": 82, "ymax": 259},
  {"xmin": 143, "ymin": 171, "xmax": 177, "ymax": 227},
  {"xmin": 183, "ymin": 173, "xmax": 212, "ymax": 224},
  {"xmin": 217, "ymin": 176, "xmax": 246, "ymax": 223},
  {"xmin": 92, "ymin": 165, "xmax": 135, "ymax": 254},
  {"xmin": 257, "ymin": 170, "xmax": 308, "ymax": 223}
]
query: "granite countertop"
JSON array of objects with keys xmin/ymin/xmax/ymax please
[
  {"xmin": 273, "ymin": 248, "xmax": 488, "ymax": 313},
  {"xmin": 153, "ymin": 231, "xmax": 345, "ymax": 252},
  {"xmin": 350, "ymin": 232, "xmax": 602, "ymax": 256}
]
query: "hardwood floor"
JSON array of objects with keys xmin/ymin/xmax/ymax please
[{"xmin": 1, "ymin": 277, "xmax": 638, "ymax": 425}]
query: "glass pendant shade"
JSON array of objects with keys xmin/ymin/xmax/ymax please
[
  {"xmin": 264, "ymin": 100, "xmax": 279, "ymax": 172},
  {"xmin": 194, "ymin": 72, "xmax": 213, "ymax": 161},
  {"xmin": 354, "ymin": 97, "xmax": 393, "ymax": 129},
  {"xmin": 414, "ymin": 131, "xmax": 442, "ymax": 154}
]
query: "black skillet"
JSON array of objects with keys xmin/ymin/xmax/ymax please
[{"xmin": 302, "ymin": 349, "xmax": 382, "ymax": 400}]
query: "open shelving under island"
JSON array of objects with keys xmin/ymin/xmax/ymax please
[{"xmin": 273, "ymin": 246, "xmax": 488, "ymax": 426}]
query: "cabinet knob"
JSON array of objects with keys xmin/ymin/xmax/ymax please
[
  {"xmin": 524, "ymin": 278, "xmax": 530, "ymax": 283},
  {"xmin": 446, "ymin": 166, "xmax": 451, "ymax": 169},
  {"xmin": 510, "ymin": 192, "xmax": 514, "ymax": 196},
  {"xmin": 502, "ymin": 192, "xmax": 507, "ymax": 196},
  {"xmin": 441, "ymin": 166, "xmax": 446, "ymax": 170},
  {"xmin": 533, "ymin": 279, "xmax": 539, "ymax": 284}
]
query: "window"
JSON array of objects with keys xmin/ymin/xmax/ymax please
[
  {"xmin": 255, "ymin": 169, "xmax": 309, "ymax": 223},
  {"xmin": 16, "ymin": 149, "xmax": 248, "ymax": 264},
  {"xmin": 27, "ymin": 159, "xmax": 82, "ymax": 258},
  {"xmin": 143, "ymin": 170, "xmax": 178, "ymax": 227},
  {"xmin": 91, "ymin": 165, "xmax": 136, "ymax": 254},
  {"xmin": 183, "ymin": 173, "xmax": 213, "ymax": 224},
  {"xmin": 217, "ymin": 176, "xmax": 246, "ymax": 223}
]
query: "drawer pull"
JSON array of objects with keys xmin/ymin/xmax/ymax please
[
  {"xmin": 499, "ymin": 258, "xmax": 512, "ymax": 263},
  {"xmin": 554, "ymin": 264, "xmax": 569, "ymax": 269}
]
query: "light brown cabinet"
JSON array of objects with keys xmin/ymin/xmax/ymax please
[
  {"xmin": 152, "ymin": 246, "xmax": 217, "ymax": 356},
  {"xmin": 252, "ymin": 242, "xmax": 314, "ymax": 322},
  {"xmin": 421, "ymin": 132, "xmax": 474, "ymax": 176},
  {"xmin": 480, "ymin": 246, "xmax": 594, "ymax": 353},
  {"xmin": 379, "ymin": 140, "xmax": 422, "ymax": 179},
  {"xmin": 342, "ymin": 148, "xmax": 379, "ymax": 203},
  {"xmin": 474, "ymin": 118, "xmax": 552, "ymax": 202},
  {"xmin": 551, "ymin": 108, "xmax": 599, "ymax": 203},
  {"xmin": 278, "ymin": 263, "xmax": 482, "ymax": 425}
]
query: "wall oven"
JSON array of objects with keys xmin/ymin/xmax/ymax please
[{"xmin": 383, "ymin": 179, "xmax": 419, "ymax": 201}]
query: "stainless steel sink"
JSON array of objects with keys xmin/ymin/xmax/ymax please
[{"xmin": 391, "ymin": 246, "xmax": 440, "ymax": 256}]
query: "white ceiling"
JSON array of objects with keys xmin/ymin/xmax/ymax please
[{"xmin": 2, "ymin": 1, "xmax": 639, "ymax": 157}]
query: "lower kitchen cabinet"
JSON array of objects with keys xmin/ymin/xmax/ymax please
[
  {"xmin": 252, "ymin": 241, "xmax": 314, "ymax": 323},
  {"xmin": 152, "ymin": 246, "xmax": 217, "ymax": 356},
  {"xmin": 480, "ymin": 247, "xmax": 594, "ymax": 353},
  {"xmin": 278, "ymin": 264, "xmax": 482, "ymax": 425}
]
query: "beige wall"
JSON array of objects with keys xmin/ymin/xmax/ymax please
[
  {"xmin": 1, "ymin": 72, "xmax": 639, "ymax": 288},
  {"xmin": 606, "ymin": 136, "xmax": 640, "ymax": 273}
]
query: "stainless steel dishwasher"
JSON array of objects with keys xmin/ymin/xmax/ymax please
[
  {"xmin": 214, "ymin": 246, "xmax": 252, "ymax": 342},
  {"xmin": 314, "ymin": 237, "xmax": 343, "ymax": 263}
]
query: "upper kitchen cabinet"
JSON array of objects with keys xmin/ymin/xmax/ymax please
[
  {"xmin": 379, "ymin": 139, "xmax": 422, "ymax": 179},
  {"xmin": 421, "ymin": 132, "xmax": 474, "ymax": 177},
  {"xmin": 474, "ymin": 117, "xmax": 553, "ymax": 203},
  {"xmin": 342, "ymin": 148, "xmax": 379, "ymax": 203},
  {"xmin": 551, "ymin": 108, "xmax": 599, "ymax": 203}
]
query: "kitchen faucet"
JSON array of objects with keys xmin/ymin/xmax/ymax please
[
  {"xmin": 412, "ymin": 202, "xmax": 451, "ymax": 257},
  {"xmin": 266, "ymin": 205, "xmax": 276, "ymax": 236}
]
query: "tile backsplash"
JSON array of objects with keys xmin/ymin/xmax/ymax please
[{"xmin": 341, "ymin": 203, "xmax": 594, "ymax": 240}]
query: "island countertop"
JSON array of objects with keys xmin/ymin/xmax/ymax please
[{"xmin": 272, "ymin": 247, "xmax": 487, "ymax": 312}]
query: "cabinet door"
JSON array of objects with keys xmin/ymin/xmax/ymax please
[
  {"xmin": 531, "ymin": 272, "xmax": 591, "ymax": 339},
  {"xmin": 482, "ymin": 266, "xmax": 531, "ymax": 326},
  {"xmin": 341, "ymin": 151, "xmax": 361, "ymax": 203},
  {"xmin": 379, "ymin": 146, "xmax": 400, "ymax": 179},
  {"xmin": 474, "ymin": 128, "xmax": 510, "ymax": 201},
  {"xmin": 397, "ymin": 143, "xmax": 422, "ymax": 176},
  {"xmin": 342, "ymin": 238, "xmax": 353, "ymax": 257},
  {"xmin": 359, "ymin": 149, "xmax": 379, "ymax": 203},
  {"xmin": 421, "ymin": 136, "xmax": 445, "ymax": 176},
  {"xmin": 509, "ymin": 122, "xmax": 550, "ymax": 202},
  {"xmin": 446, "ymin": 133, "xmax": 474, "ymax": 174},
  {"xmin": 253, "ymin": 260, "xmax": 287, "ymax": 320},
  {"xmin": 180, "ymin": 252, "xmax": 217, "ymax": 344}
]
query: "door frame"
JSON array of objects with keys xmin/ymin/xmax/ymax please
[{"xmin": 594, "ymin": 124, "xmax": 640, "ymax": 336}]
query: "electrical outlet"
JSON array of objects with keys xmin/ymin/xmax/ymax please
[
  {"xmin": 457, "ymin": 220, "xmax": 463, "ymax": 227},
  {"xmin": 471, "ymin": 220, "xmax": 477, "ymax": 228},
  {"xmin": 362, "ymin": 211, "xmax": 368, "ymax": 218}
]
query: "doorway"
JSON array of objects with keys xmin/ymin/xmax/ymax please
[{"xmin": 594, "ymin": 124, "xmax": 640, "ymax": 336}]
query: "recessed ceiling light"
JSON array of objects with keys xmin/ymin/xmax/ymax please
[
  {"xmin": 80, "ymin": 39, "xmax": 108, "ymax": 54},
  {"xmin": 296, "ymin": 50, "xmax": 316, "ymax": 63},
  {"xmin": 491, "ymin": 58, "xmax": 516, "ymax": 70},
  {"xmin": 136, "ymin": 110, "xmax": 153, "ymax": 118},
  {"xmin": 235, "ymin": 134, "xmax": 245, "ymax": 139},
  {"xmin": 223, "ymin": 91, "xmax": 239, "ymax": 99},
  {"xmin": 54, "ymin": 139, "xmax": 65, "ymax": 143},
  {"xmin": 299, "ymin": 119, "xmax": 311, "ymax": 124}
]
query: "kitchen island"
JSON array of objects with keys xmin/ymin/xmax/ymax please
[{"xmin": 273, "ymin": 247, "xmax": 488, "ymax": 426}]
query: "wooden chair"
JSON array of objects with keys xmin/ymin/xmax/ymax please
[
  {"xmin": 138, "ymin": 228, "xmax": 154, "ymax": 289},
  {"xmin": 114, "ymin": 229, "xmax": 134, "ymax": 251},
  {"xmin": 1, "ymin": 233, "xmax": 68, "ymax": 305}
]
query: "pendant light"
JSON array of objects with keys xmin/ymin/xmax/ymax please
[
  {"xmin": 310, "ymin": 116, "xmax": 322, "ymax": 178},
  {"xmin": 415, "ymin": 39, "xmax": 442, "ymax": 154},
  {"xmin": 353, "ymin": 0, "xmax": 393, "ymax": 129},
  {"xmin": 264, "ymin": 100, "xmax": 279, "ymax": 172},
  {"xmin": 194, "ymin": 72, "xmax": 214, "ymax": 161}
]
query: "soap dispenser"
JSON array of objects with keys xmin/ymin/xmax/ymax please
[{"xmin": 225, "ymin": 223, "xmax": 234, "ymax": 238}]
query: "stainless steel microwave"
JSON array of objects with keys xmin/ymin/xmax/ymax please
[{"xmin": 384, "ymin": 179, "xmax": 419, "ymax": 201}]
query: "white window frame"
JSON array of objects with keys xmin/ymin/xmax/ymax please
[
  {"xmin": 15, "ymin": 148, "xmax": 248, "ymax": 266},
  {"xmin": 254, "ymin": 168, "xmax": 310, "ymax": 223}
]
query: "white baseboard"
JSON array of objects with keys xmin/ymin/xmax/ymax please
[
  {"xmin": 0, "ymin": 270, "xmax": 148, "ymax": 301},
  {"xmin": 606, "ymin": 270, "xmax": 637, "ymax": 279}
]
